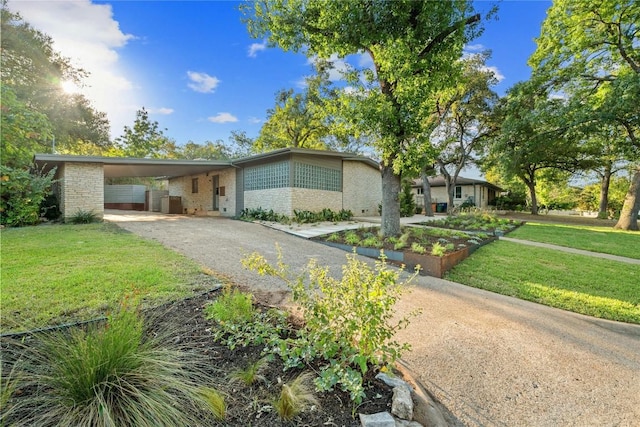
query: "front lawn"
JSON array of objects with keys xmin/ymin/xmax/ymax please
[
  {"xmin": 446, "ymin": 241, "xmax": 640, "ymax": 324},
  {"xmin": 0, "ymin": 223, "xmax": 212, "ymax": 333},
  {"xmin": 507, "ymin": 222, "xmax": 640, "ymax": 259}
]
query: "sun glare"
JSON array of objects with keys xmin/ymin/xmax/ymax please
[{"xmin": 60, "ymin": 80, "xmax": 79, "ymax": 94}]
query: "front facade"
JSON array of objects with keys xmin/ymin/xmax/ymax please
[
  {"xmin": 412, "ymin": 176, "xmax": 502, "ymax": 210},
  {"xmin": 34, "ymin": 148, "xmax": 382, "ymax": 221}
]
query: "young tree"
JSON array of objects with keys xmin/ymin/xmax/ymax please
[
  {"xmin": 114, "ymin": 108, "xmax": 176, "ymax": 159},
  {"xmin": 242, "ymin": 0, "xmax": 487, "ymax": 236},
  {"xmin": 530, "ymin": 0, "xmax": 639, "ymax": 229},
  {"xmin": 433, "ymin": 52, "xmax": 499, "ymax": 212}
]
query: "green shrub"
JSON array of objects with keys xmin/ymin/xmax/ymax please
[
  {"xmin": 431, "ymin": 242, "xmax": 446, "ymax": 256},
  {"xmin": 7, "ymin": 305, "xmax": 218, "ymax": 426},
  {"xmin": 344, "ymin": 230, "xmax": 361, "ymax": 246},
  {"xmin": 40, "ymin": 193, "xmax": 61, "ymax": 221},
  {"xmin": 243, "ymin": 250, "xmax": 418, "ymax": 404},
  {"xmin": 205, "ymin": 286, "xmax": 256, "ymax": 325},
  {"xmin": 68, "ymin": 209, "xmax": 99, "ymax": 224},
  {"xmin": 0, "ymin": 165, "xmax": 56, "ymax": 227},
  {"xmin": 411, "ymin": 242, "xmax": 427, "ymax": 254},
  {"xmin": 399, "ymin": 180, "xmax": 416, "ymax": 217}
]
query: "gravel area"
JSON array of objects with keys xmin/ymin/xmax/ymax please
[{"xmin": 106, "ymin": 211, "xmax": 640, "ymax": 426}]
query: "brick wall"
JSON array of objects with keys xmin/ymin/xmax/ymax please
[
  {"xmin": 60, "ymin": 162, "xmax": 104, "ymax": 220},
  {"xmin": 291, "ymin": 188, "xmax": 342, "ymax": 212},
  {"xmin": 168, "ymin": 169, "xmax": 237, "ymax": 216},
  {"xmin": 244, "ymin": 188, "xmax": 292, "ymax": 216},
  {"xmin": 342, "ymin": 161, "xmax": 381, "ymax": 216}
]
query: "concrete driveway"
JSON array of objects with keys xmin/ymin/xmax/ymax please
[{"xmin": 106, "ymin": 211, "xmax": 640, "ymax": 426}]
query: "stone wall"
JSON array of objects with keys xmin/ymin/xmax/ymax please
[
  {"xmin": 244, "ymin": 187, "xmax": 292, "ymax": 216},
  {"xmin": 342, "ymin": 161, "xmax": 381, "ymax": 216},
  {"xmin": 59, "ymin": 162, "xmax": 104, "ymax": 220},
  {"xmin": 168, "ymin": 169, "xmax": 237, "ymax": 216},
  {"xmin": 291, "ymin": 188, "xmax": 342, "ymax": 213}
]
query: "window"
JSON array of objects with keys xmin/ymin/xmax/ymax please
[
  {"xmin": 416, "ymin": 187, "xmax": 423, "ymax": 195},
  {"xmin": 244, "ymin": 161, "xmax": 290, "ymax": 191},
  {"xmin": 455, "ymin": 186, "xmax": 462, "ymax": 199},
  {"xmin": 191, "ymin": 178, "xmax": 199, "ymax": 193},
  {"xmin": 293, "ymin": 162, "xmax": 341, "ymax": 192}
]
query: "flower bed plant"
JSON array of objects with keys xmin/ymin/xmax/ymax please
[
  {"xmin": 316, "ymin": 226, "xmax": 496, "ymax": 277},
  {"xmin": 424, "ymin": 212, "xmax": 523, "ymax": 234}
]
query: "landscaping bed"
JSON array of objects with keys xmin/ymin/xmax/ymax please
[
  {"xmin": 422, "ymin": 212, "xmax": 523, "ymax": 234},
  {"xmin": 1, "ymin": 289, "xmax": 394, "ymax": 426},
  {"xmin": 314, "ymin": 226, "xmax": 496, "ymax": 278}
]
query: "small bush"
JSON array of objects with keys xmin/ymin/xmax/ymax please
[
  {"xmin": 411, "ymin": 242, "xmax": 427, "ymax": 254},
  {"xmin": 243, "ymin": 249, "xmax": 418, "ymax": 404},
  {"xmin": 272, "ymin": 372, "xmax": 318, "ymax": 421},
  {"xmin": 205, "ymin": 286, "xmax": 256, "ymax": 325},
  {"xmin": 399, "ymin": 180, "xmax": 416, "ymax": 217},
  {"xmin": 6, "ymin": 305, "xmax": 217, "ymax": 426},
  {"xmin": 344, "ymin": 230, "xmax": 361, "ymax": 246},
  {"xmin": 230, "ymin": 356, "xmax": 269, "ymax": 386},
  {"xmin": 431, "ymin": 242, "xmax": 446, "ymax": 256},
  {"xmin": 68, "ymin": 209, "xmax": 99, "ymax": 224},
  {"xmin": 0, "ymin": 165, "xmax": 56, "ymax": 227}
]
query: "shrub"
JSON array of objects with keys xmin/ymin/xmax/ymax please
[
  {"xmin": 40, "ymin": 193, "xmax": 61, "ymax": 221},
  {"xmin": 344, "ymin": 230, "xmax": 360, "ymax": 246},
  {"xmin": 6, "ymin": 305, "xmax": 219, "ymax": 426},
  {"xmin": 205, "ymin": 286, "xmax": 256, "ymax": 325},
  {"xmin": 411, "ymin": 242, "xmax": 427, "ymax": 254},
  {"xmin": 243, "ymin": 249, "xmax": 418, "ymax": 404},
  {"xmin": 68, "ymin": 209, "xmax": 99, "ymax": 224},
  {"xmin": 399, "ymin": 180, "xmax": 416, "ymax": 217},
  {"xmin": 431, "ymin": 242, "xmax": 447, "ymax": 256},
  {"xmin": 0, "ymin": 165, "xmax": 56, "ymax": 227}
]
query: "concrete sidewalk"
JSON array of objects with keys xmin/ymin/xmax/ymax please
[{"xmin": 105, "ymin": 211, "xmax": 640, "ymax": 427}]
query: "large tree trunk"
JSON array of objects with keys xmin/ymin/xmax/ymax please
[
  {"xmin": 381, "ymin": 165, "xmax": 402, "ymax": 237},
  {"xmin": 525, "ymin": 180, "xmax": 539, "ymax": 215},
  {"xmin": 421, "ymin": 170, "xmax": 434, "ymax": 216},
  {"xmin": 598, "ymin": 164, "xmax": 612, "ymax": 219},
  {"xmin": 614, "ymin": 167, "xmax": 640, "ymax": 231}
]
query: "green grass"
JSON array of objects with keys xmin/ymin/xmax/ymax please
[
  {"xmin": 446, "ymin": 241, "xmax": 640, "ymax": 324},
  {"xmin": 508, "ymin": 222, "xmax": 640, "ymax": 259},
  {"xmin": 0, "ymin": 223, "xmax": 208, "ymax": 333}
]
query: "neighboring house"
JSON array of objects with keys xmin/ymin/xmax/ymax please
[
  {"xmin": 34, "ymin": 148, "xmax": 382, "ymax": 221},
  {"xmin": 411, "ymin": 176, "xmax": 502, "ymax": 210}
]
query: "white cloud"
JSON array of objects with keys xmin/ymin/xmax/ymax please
[
  {"xmin": 208, "ymin": 112, "xmax": 238, "ymax": 123},
  {"xmin": 187, "ymin": 71, "xmax": 220, "ymax": 93},
  {"xmin": 149, "ymin": 107, "xmax": 174, "ymax": 115},
  {"xmin": 10, "ymin": 0, "xmax": 138, "ymax": 138},
  {"xmin": 482, "ymin": 65, "xmax": 505, "ymax": 82},
  {"xmin": 464, "ymin": 43, "xmax": 485, "ymax": 52},
  {"xmin": 248, "ymin": 40, "xmax": 267, "ymax": 58},
  {"xmin": 248, "ymin": 117, "xmax": 262, "ymax": 124}
]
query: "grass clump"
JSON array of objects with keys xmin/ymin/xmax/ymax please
[
  {"xmin": 272, "ymin": 372, "xmax": 319, "ymax": 421},
  {"xmin": 3, "ymin": 304, "xmax": 219, "ymax": 426},
  {"xmin": 230, "ymin": 356, "xmax": 269, "ymax": 386},
  {"xmin": 68, "ymin": 209, "xmax": 100, "ymax": 224},
  {"xmin": 199, "ymin": 387, "xmax": 226, "ymax": 421},
  {"xmin": 205, "ymin": 286, "xmax": 255, "ymax": 324}
]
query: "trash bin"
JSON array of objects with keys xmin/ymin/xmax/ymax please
[
  {"xmin": 436, "ymin": 202, "xmax": 447, "ymax": 213},
  {"xmin": 161, "ymin": 196, "xmax": 182, "ymax": 214}
]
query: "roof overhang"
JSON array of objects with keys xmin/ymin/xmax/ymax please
[{"xmin": 33, "ymin": 154, "xmax": 232, "ymax": 179}]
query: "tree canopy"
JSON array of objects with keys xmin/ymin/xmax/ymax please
[{"xmin": 242, "ymin": 0, "xmax": 488, "ymax": 235}]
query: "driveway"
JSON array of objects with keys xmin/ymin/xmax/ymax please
[{"xmin": 106, "ymin": 211, "xmax": 640, "ymax": 426}]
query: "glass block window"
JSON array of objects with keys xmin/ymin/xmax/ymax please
[
  {"xmin": 244, "ymin": 161, "xmax": 290, "ymax": 191},
  {"xmin": 293, "ymin": 162, "xmax": 341, "ymax": 192}
]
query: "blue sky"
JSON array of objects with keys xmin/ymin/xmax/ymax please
[{"xmin": 12, "ymin": 0, "xmax": 551, "ymax": 148}]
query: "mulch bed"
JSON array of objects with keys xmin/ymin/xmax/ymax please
[{"xmin": 1, "ymin": 290, "xmax": 394, "ymax": 426}]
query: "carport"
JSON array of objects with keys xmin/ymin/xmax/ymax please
[{"xmin": 34, "ymin": 154, "xmax": 232, "ymax": 220}]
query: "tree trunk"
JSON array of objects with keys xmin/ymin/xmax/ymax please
[
  {"xmin": 598, "ymin": 165, "xmax": 612, "ymax": 219},
  {"xmin": 421, "ymin": 170, "xmax": 434, "ymax": 216},
  {"xmin": 614, "ymin": 167, "xmax": 640, "ymax": 231},
  {"xmin": 381, "ymin": 165, "xmax": 402, "ymax": 237},
  {"xmin": 526, "ymin": 180, "xmax": 539, "ymax": 215}
]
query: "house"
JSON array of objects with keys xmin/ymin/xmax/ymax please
[
  {"xmin": 33, "ymin": 148, "xmax": 382, "ymax": 221},
  {"xmin": 411, "ymin": 176, "xmax": 502, "ymax": 210}
]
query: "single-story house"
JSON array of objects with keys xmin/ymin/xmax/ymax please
[
  {"xmin": 34, "ymin": 148, "xmax": 382, "ymax": 221},
  {"xmin": 411, "ymin": 176, "xmax": 502, "ymax": 210}
]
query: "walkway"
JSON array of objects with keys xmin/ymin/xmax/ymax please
[{"xmin": 105, "ymin": 211, "xmax": 640, "ymax": 427}]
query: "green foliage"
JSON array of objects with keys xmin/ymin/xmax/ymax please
[
  {"xmin": 272, "ymin": 372, "xmax": 318, "ymax": 421},
  {"xmin": 399, "ymin": 180, "xmax": 417, "ymax": 218},
  {"xmin": 68, "ymin": 209, "xmax": 99, "ymax": 224},
  {"xmin": 243, "ymin": 250, "xmax": 417, "ymax": 404},
  {"xmin": 239, "ymin": 207, "xmax": 290, "ymax": 223},
  {"xmin": 430, "ymin": 242, "xmax": 446, "ymax": 257},
  {"xmin": 40, "ymin": 192, "xmax": 61, "ymax": 221},
  {"xmin": 6, "ymin": 305, "xmax": 217, "ymax": 426},
  {"xmin": 411, "ymin": 242, "xmax": 427, "ymax": 255},
  {"xmin": 430, "ymin": 212, "xmax": 521, "ymax": 232},
  {"xmin": 205, "ymin": 292, "xmax": 288, "ymax": 351},
  {"xmin": 230, "ymin": 356, "xmax": 269, "ymax": 386},
  {"xmin": 343, "ymin": 230, "xmax": 361, "ymax": 246},
  {"xmin": 293, "ymin": 208, "xmax": 353, "ymax": 224},
  {"xmin": 0, "ymin": 165, "xmax": 56, "ymax": 227},
  {"xmin": 1, "ymin": 4, "xmax": 111, "ymax": 159},
  {"xmin": 113, "ymin": 108, "xmax": 176, "ymax": 158}
]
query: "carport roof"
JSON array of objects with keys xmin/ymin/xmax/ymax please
[{"xmin": 33, "ymin": 154, "xmax": 233, "ymax": 178}]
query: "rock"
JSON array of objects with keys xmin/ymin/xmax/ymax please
[
  {"xmin": 391, "ymin": 385, "xmax": 414, "ymax": 420},
  {"xmin": 395, "ymin": 420, "xmax": 424, "ymax": 427},
  {"xmin": 376, "ymin": 372, "xmax": 412, "ymax": 392},
  {"xmin": 359, "ymin": 411, "xmax": 396, "ymax": 427}
]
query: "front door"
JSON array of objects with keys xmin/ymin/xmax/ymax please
[{"xmin": 212, "ymin": 175, "xmax": 219, "ymax": 211}]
